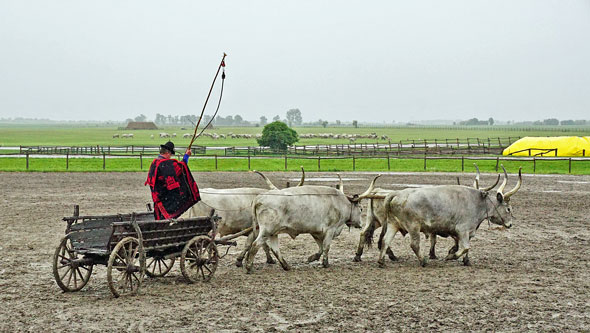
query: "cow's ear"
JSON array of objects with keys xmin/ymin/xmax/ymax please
[{"xmin": 496, "ymin": 192, "xmax": 504, "ymax": 203}]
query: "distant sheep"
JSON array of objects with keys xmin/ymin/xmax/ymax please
[{"xmin": 112, "ymin": 134, "xmax": 119, "ymax": 138}]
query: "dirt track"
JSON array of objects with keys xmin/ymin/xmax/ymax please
[{"xmin": 1, "ymin": 171, "xmax": 589, "ymax": 332}]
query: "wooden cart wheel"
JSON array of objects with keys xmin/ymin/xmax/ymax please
[
  {"xmin": 180, "ymin": 236, "xmax": 219, "ymax": 283},
  {"xmin": 53, "ymin": 236, "xmax": 93, "ymax": 292},
  {"xmin": 107, "ymin": 237, "xmax": 144, "ymax": 298},
  {"xmin": 145, "ymin": 257, "xmax": 175, "ymax": 278}
]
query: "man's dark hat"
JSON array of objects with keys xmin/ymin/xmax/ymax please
[{"xmin": 160, "ymin": 141, "xmax": 176, "ymax": 154}]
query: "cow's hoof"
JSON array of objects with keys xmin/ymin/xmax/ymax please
[
  {"xmin": 307, "ymin": 254, "xmax": 321, "ymax": 263},
  {"xmin": 387, "ymin": 254, "xmax": 398, "ymax": 262},
  {"xmin": 281, "ymin": 263, "xmax": 291, "ymax": 271},
  {"xmin": 429, "ymin": 254, "xmax": 438, "ymax": 260},
  {"xmin": 245, "ymin": 266, "xmax": 254, "ymax": 274},
  {"xmin": 266, "ymin": 258, "xmax": 276, "ymax": 265},
  {"xmin": 377, "ymin": 260, "xmax": 385, "ymax": 268},
  {"xmin": 353, "ymin": 256, "xmax": 362, "ymax": 262},
  {"xmin": 420, "ymin": 258, "xmax": 428, "ymax": 267},
  {"xmin": 463, "ymin": 259, "xmax": 472, "ymax": 266},
  {"xmin": 235, "ymin": 259, "xmax": 243, "ymax": 268}
]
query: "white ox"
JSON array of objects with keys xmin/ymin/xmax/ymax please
[
  {"xmin": 185, "ymin": 169, "xmax": 305, "ymax": 267},
  {"xmin": 353, "ymin": 166, "xmax": 500, "ymax": 263},
  {"xmin": 244, "ymin": 175, "xmax": 380, "ymax": 273},
  {"xmin": 378, "ymin": 166, "xmax": 522, "ymax": 267}
]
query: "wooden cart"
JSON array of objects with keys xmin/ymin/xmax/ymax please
[{"xmin": 52, "ymin": 205, "xmax": 235, "ymax": 297}]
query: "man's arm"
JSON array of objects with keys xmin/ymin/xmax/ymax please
[{"xmin": 182, "ymin": 148, "xmax": 192, "ymax": 163}]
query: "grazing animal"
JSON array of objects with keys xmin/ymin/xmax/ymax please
[
  {"xmin": 159, "ymin": 133, "xmax": 170, "ymax": 138},
  {"xmin": 378, "ymin": 166, "xmax": 522, "ymax": 267},
  {"xmin": 244, "ymin": 175, "xmax": 380, "ymax": 273},
  {"xmin": 185, "ymin": 168, "xmax": 305, "ymax": 267},
  {"xmin": 112, "ymin": 134, "xmax": 119, "ymax": 138}
]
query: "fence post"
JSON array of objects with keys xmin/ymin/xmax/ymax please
[
  {"xmin": 140, "ymin": 153, "xmax": 143, "ymax": 170},
  {"xmin": 103, "ymin": 153, "xmax": 106, "ymax": 170},
  {"xmin": 353, "ymin": 156, "xmax": 355, "ymax": 171},
  {"xmin": 66, "ymin": 153, "xmax": 69, "ymax": 170},
  {"xmin": 318, "ymin": 156, "xmax": 321, "ymax": 171},
  {"xmin": 583, "ymin": 149, "xmax": 586, "ymax": 157},
  {"xmin": 26, "ymin": 153, "xmax": 29, "ymax": 170},
  {"xmin": 533, "ymin": 157, "xmax": 536, "ymax": 173},
  {"xmin": 495, "ymin": 157, "xmax": 499, "ymax": 171},
  {"xmin": 423, "ymin": 154, "xmax": 427, "ymax": 170},
  {"xmin": 461, "ymin": 155, "xmax": 464, "ymax": 172},
  {"xmin": 387, "ymin": 153, "xmax": 390, "ymax": 171},
  {"xmin": 248, "ymin": 154, "xmax": 251, "ymax": 170},
  {"xmin": 569, "ymin": 158, "xmax": 572, "ymax": 173},
  {"xmin": 214, "ymin": 154, "xmax": 218, "ymax": 170},
  {"xmin": 284, "ymin": 155, "xmax": 287, "ymax": 170}
]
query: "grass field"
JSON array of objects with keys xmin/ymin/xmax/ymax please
[
  {"xmin": 2, "ymin": 155, "xmax": 589, "ymax": 174},
  {"xmin": 1, "ymin": 124, "xmax": 589, "ymax": 147}
]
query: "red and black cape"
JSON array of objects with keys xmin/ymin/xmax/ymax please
[{"xmin": 145, "ymin": 157, "xmax": 200, "ymax": 220}]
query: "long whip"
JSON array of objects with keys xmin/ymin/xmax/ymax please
[{"xmin": 188, "ymin": 53, "xmax": 227, "ymax": 150}]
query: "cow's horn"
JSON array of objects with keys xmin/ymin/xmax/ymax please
[
  {"xmin": 497, "ymin": 165, "xmax": 508, "ymax": 195},
  {"xmin": 473, "ymin": 163, "xmax": 481, "ymax": 189},
  {"xmin": 504, "ymin": 167, "xmax": 522, "ymax": 200},
  {"xmin": 358, "ymin": 174, "xmax": 381, "ymax": 199},
  {"xmin": 253, "ymin": 170, "xmax": 279, "ymax": 190},
  {"xmin": 297, "ymin": 166, "xmax": 305, "ymax": 186},
  {"xmin": 481, "ymin": 174, "xmax": 501, "ymax": 192},
  {"xmin": 337, "ymin": 174, "xmax": 344, "ymax": 194}
]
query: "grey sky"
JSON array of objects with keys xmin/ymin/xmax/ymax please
[{"xmin": 1, "ymin": 1, "xmax": 589, "ymax": 123}]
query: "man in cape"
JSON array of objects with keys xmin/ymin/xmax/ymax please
[{"xmin": 145, "ymin": 141, "xmax": 200, "ymax": 220}]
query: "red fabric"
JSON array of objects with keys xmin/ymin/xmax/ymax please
[{"xmin": 145, "ymin": 157, "xmax": 200, "ymax": 220}]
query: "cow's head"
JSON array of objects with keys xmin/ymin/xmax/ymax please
[
  {"xmin": 487, "ymin": 166, "xmax": 522, "ymax": 228},
  {"xmin": 338, "ymin": 174, "xmax": 381, "ymax": 228}
]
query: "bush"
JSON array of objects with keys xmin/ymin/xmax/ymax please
[{"xmin": 257, "ymin": 121, "xmax": 299, "ymax": 151}]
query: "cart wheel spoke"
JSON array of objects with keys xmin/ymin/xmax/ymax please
[
  {"xmin": 181, "ymin": 236, "xmax": 219, "ymax": 283},
  {"xmin": 107, "ymin": 237, "xmax": 143, "ymax": 297}
]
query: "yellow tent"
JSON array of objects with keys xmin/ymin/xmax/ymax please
[{"xmin": 502, "ymin": 136, "xmax": 590, "ymax": 157}]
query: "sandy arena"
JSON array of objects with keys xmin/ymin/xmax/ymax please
[{"xmin": 0, "ymin": 171, "xmax": 589, "ymax": 332}]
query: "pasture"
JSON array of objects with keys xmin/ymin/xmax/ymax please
[
  {"xmin": 1, "ymin": 171, "xmax": 589, "ymax": 331},
  {"xmin": 1, "ymin": 124, "xmax": 589, "ymax": 147}
]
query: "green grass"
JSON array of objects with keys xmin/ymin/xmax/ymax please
[
  {"xmin": 1, "ymin": 124, "xmax": 589, "ymax": 148},
  {"xmin": 2, "ymin": 156, "xmax": 589, "ymax": 174}
]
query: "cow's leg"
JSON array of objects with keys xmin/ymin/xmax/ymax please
[
  {"xmin": 386, "ymin": 247, "xmax": 398, "ymax": 261},
  {"xmin": 409, "ymin": 229, "xmax": 427, "ymax": 267},
  {"xmin": 377, "ymin": 225, "xmax": 397, "ymax": 267},
  {"xmin": 354, "ymin": 210, "xmax": 378, "ymax": 262},
  {"xmin": 447, "ymin": 238, "xmax": 459, "ymax": 256},
  {"xmin": 268, "ymin": 235, "xmax": 290, "ymax": 271},
  {"xmin": 308, "ymin": 234, "xmax": 323, "ymax": 263},
  {"xmin": 321, "ymin": 232, "xmax": 335, "ymax": 268},
  {"xmin": 262, "ymin": 244, "xmax": 277, "ymax": 265},
  {"xmin": 429, "ymin": 233, "xmax": 437, "ymax": 259},
  {"xmin": 445, "ymin": 233, "xmax": 470, "ymax": 263},
  {"xmin": 244, "ymin": 233, "xmax": 268, "ymax": 274},
  {"xmin": 236, "ymin": 232, "xmax": 275, "ymax": 267}
]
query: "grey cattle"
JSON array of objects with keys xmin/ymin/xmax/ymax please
[
  {"xmin": 378, "ymin": 166, "xmax": 521, "ymax": 267},
  {"xmin": 185, "ymin": 169, "xmax": 305, "ymax": 267},
  {"xmin": 354, "ymin": 165, "xmax": 500, "ymax": 262},
  {"xmin": 244, "ymin": 175, "xmax": 380, "ymax": 273}
]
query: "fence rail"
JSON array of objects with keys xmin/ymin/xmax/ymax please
[{"xmin": 7, "ymin": 152, "xmax": 590, "ymax": 174}]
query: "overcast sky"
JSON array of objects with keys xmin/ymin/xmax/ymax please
[{"xmin": 1, "ymin": 1, "xmax": 589, "ymax": 123}]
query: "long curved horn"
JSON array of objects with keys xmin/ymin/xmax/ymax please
[
  {"xmin": 358, "ymin": 174, "xmax": 381, "ymax": 199},
  {"xmin": 481, "ymin": 174, "xmax": 501, "ymax": 192},
  {"xmin": 337, "ymin": 174, "xmax": 344, "ymax": 194},
  {"xmin": 497, "ymin": 165, "xmax": 508, "ymax": 195},
  {"xmin": 504, "ymin": 167, "xmax": 522, "ymax": 200},
  {"xmin": 253, "ymin": 170, "xmax": 279, "ymax": 190},
  {"xmin": 297, "ymin": 166, "xmax": 305, "ymax": 186},
  {"xmin": 473, "ymin": 163, "xmax": 480, "ymax": 189}
]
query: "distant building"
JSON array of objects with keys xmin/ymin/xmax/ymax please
[{"xmin": 126, "ymin": 121, "xmax": 158, "ymax": 130}]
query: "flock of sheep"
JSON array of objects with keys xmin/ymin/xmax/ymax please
[{"xmin": 112, "ymin": 132, "xmax": 390, "ymax": 141}]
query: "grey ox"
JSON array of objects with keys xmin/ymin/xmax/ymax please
[
  {"xmin": 354, "ymin": 165, "xmax": 500, "ymax": 263},
  {"xmin": 378, "ymin": 166, "xmax": 522, "ymax": 267},
  {"xmin": 185, "ymin": 169, "xmax": 305, "ymax": 267},
  {"xmin": 245, "ymin": 175, "xmax": 380, "ymax": 273}
]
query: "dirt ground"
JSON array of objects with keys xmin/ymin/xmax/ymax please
[{"xmin": 0, "ymin": 170, "xmax": 589, "ymax": 332}]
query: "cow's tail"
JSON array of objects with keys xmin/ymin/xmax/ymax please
[{"xmin": 378, "ymin": 192, "xmax": 397, "ymax": 250}]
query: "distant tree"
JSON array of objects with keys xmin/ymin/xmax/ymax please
[
  {"xmin": 533, "ymin": 120, "xmax": 543, "ymax": 125},
  {"xmin": 560, "ymin": 120, "xmax": 575, "ymax": 126},
  {"xmin": 260, "ymin": 116, "xmax": 268, "ymax": 126},
  {"xmin": 155, "ymin": 113, "xmax": 166, "ymax": 124},
  {"xmin": 543, "ymin": 118, "xmax": 559, "ymax": 126},
  {"xmin": 574, "ymin": 119, "xmax": 587, "ymax": 125},
  {"xmin": 234, "ymin": 114, "xmax": 244, "ymax": 125},
  {"xmin": 488, "ymin": 117, "xmax": 494, "ymax": 126},
  {"xmin": 125, "ymin": 118, "xmax": 133, "ymax": 124},
  {"xmin": 352, "ymin": 120, "xmax": 358, "ymax": 128},
  {"xmin": 257, "ymin": 121, "xmax": 299, "ymax": 151},
  {"xmin": 321, "ymin": 120, "xmax": 328, "ymax": 128},
  {"xmin": 286, "ymin": 108, "xmax": 302, "ymax": 127},
  {"xmin": 273, "ymin": 115, "xmax": 281, "ymax": 122},
  {"xmin": 335, "ymin": 120, "xmax": 341, "ymax": 125},
  {"xmin": 134, "ymin": 114, "xmax": 147, "ymax": 122}
]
